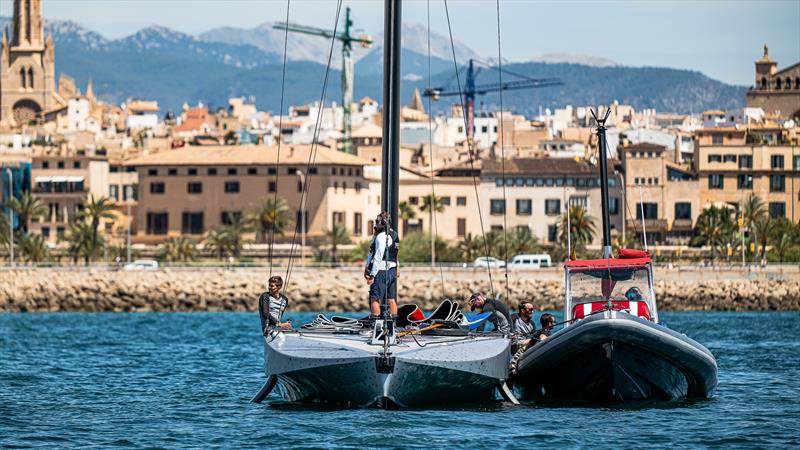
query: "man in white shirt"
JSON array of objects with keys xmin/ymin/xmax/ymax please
[{"xmin": 364, "ymin": 212, "xmax": 399, "ymax": 317}]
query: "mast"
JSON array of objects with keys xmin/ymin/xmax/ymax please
[
  {"xmin": 592, "ymin": 108, "xmax": 613, "ymax": 258},
  {"xmin": 381, "ymin": 0, "xmax": 401, "ymax": 227}
]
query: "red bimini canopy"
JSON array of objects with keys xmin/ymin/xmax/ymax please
[{"xmin": 564, "ymin": 248, "xmax": 652, "ymax": 269}]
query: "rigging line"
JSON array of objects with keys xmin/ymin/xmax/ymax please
[
  {"xmin": 426, "ymin": 0, "xmax": 446, "ymax": 298},
  {"xmin": 443, "ymin": 0, "xmax": 495, "ymax": 300},
  {"xmin": 495, "ymin": 0, "xmax": 509, "ymax": 305},
  {"xmin": 268, "ymin": 0, "xmax": 291, "ymax": 280},
  {"xmin": 283, "ymin": 0, "xmax": 344, "ymax": 294}
]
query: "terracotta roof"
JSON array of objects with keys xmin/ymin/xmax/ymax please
[
  {"xmin": 352, "ymin": 122, "xmax": 383, "ymax": 138},
  {"xmin": 702, "ymin": 109, "xmax": 726, "ymax": 116},
  {"xmin": 622, "ymin": 142, "xmax": 666, "ymax": 152},
  {"xmin": 127, "ymin": 101, "xmax": 159, "ymax": 113},
  {"xmin": 124, "ymin": 144, "xmax": 371, "ymax": 167},
  {"xmin": 481, "ymin": 157, "xmax": 616, "ymax": 176}
]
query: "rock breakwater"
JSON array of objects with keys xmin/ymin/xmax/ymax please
[{"xmin": 1, "ymin": 268, "xmax": 798, "ymax": 313}]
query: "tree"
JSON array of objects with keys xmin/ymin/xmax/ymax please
[
  {"xmin": 9, "ymin": 191, "xmax": 47, "ymax": 233},
  {"xmin": 612, "ymin": 231, "xmax": 641, "ymax": 253},
  {"xmin": 770, "ymin": 218, "xmax": 799, "ymax": 263},
  {"xmin": 204, "ymin": 227, "xmax": 229, "ymax": 260},
  {"xmin": 457, "ymin": 233, "xmax": 483, "ymax": 263},
  {"xmin": 695, "ymin": 205, "xmax": 736, "ymax": 262},
  {"xmin": 222, "ymin": 213, "xmax": 251, "ymax": 258},
  {"xmin": 506, "ymin": 227, "xmax": 541, "ymax": 257},
  {"xmin": 481, "ymin": 230, "xmax": 504, "ymax": 260},
  {"xmin": 19, "ymin": 233, "xmax": 49, "ymax": 263},
  {"xmin": 398, "ymin": 201, "xmax": 416, "ymax": 236},
  {"xmin": 252, "ymin": 197, "xmax": 293, "ymax": 243},
  {"xmin": 419, "ymin": 194, "xmax": 445, "ymax": 264},
  {"xmin": 158, "ymin": 236, "xmax": 198, "ymax": 262},
  {"xmin": 80, "ymin": 195, "xmax": 116, "ymax": 261},
  {"xmin": 751, "ymin": 215, "xmax": 775, "ymax": 264},
  {"xmin": 62, "ymin": 220, "xmax": 93, "ymax": 264},
  {"xmin": 0, "ymin": 213, "xmax": 9, "ymax": 251},
  {"xmin": 742, "ymin": 194, "xmax": 766, "ymax": 229},
  {"xmin": 326, "ymin": 224, "xmax": 351, "ymax": 265},
  {"xmin": 559, "ymin": 205, "xmax": 596, "ymax": 257}
]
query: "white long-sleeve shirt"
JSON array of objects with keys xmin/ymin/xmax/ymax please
[{"xmin": 365, "ymin": 231, "xmax": 397, "ymax": 277}]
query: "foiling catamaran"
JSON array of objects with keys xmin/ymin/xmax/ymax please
[
  {"xmin": 252, "ymin": 0, "xmax": 512, "ymax": 409},
  {"xmin": 511, "ymin": 110, "xmax": 718, "ymax": 403}
]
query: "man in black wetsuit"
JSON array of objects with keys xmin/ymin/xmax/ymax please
[
  {"xmin": 258, "ymin": 275, "xmax": 292, "ymax": 334},
  {"xmin": 468, "ymin": 292, "xmax": 511, "ymax": 335}
]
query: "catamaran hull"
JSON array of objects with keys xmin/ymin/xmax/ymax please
[
  {"xmin": 513, "ymin": 311, "xmax": 718, "ymax": 403},
  {"xmin": 263, "ymin": 332, "xmax": 510, "ymax": 408}
]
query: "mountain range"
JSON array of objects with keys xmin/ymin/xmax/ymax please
[{"xmin": 0, "ymin": 17, "xmax": 747, "ymax": 115}]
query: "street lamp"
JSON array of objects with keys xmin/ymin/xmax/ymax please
[{"xmin": 5, "ymin": 168, "xmax": 13, "ymax": 267}]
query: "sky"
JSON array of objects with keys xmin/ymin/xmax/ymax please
[{"xmin": 0, "ymin": 0, "xmax": 798, "ymax": 86}]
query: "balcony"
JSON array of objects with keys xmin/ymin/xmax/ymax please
[{"xmin": 627, "ymin": 218, "xmax": 668, "ymax": 231}]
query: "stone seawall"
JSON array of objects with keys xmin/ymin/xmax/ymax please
[{"xmin": 1, "ymin": 267, "xmax": 798, "ymax": 312}]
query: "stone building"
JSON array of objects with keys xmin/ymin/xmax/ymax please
[
  {"xmin": 0, "ymin": 0, "xmax": 64, "ymax": 127},
  {"xmin": 745, "ymin": 45, "xmax": 800, "ymax": 120}
]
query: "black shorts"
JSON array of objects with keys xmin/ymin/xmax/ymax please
[{"xmin": 369, "ymin": 267, "xmax": 397, "ymax": 301}]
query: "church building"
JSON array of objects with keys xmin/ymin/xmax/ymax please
[
  {"xmin": 0, "ymin": 0, "xmax": 65, "ymax": 127},
  {"xmin": 745, "ymin": 45, "xmax": 800, "ymax": 121}
]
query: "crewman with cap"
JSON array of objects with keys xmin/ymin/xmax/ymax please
[{"xmin": 468, "ymin": 292, "xmax": 511, "ymax": 335}]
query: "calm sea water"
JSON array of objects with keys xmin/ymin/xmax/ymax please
[{"xmin": 1, "ymin": 311, "xmax": 799, "ymax": 449}]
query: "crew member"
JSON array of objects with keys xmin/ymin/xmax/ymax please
[
  {"xmin": 258, "ymin": 275, "xmax": 292, "ymax": 333},
  {"xmin": 535, "ymin": 313, "xmax": 556, "ymax": 340},
  {"xmin": 514, "ymin": 302, "xmax": 535, "ymax": 335},
  {"xmin": 468, "ymin": 292, "xmax": 511, "ymax": 335},
  {"xmin": 364, "ymin": 212, "xmax": 399, "ymax": 318}
]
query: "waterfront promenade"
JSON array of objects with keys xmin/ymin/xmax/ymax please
[{"xmin": 1, "ymin": 265, "xmax": 798, "ymax": 312}]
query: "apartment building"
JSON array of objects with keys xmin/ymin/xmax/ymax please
[
  {"xmin": 126, "ymin": 145, "xmax": 373, "ymax": 243},
  {"xmin": 696, "ymin": 127, "xmax": 800, "ymax": 222},
  {"xmin": 621, "ymin": 143, "xmax": 699, "ymax": 245},
  {"xmin": 480, "ymin": 158, "xmax": 623, "ymax": 246},
  {"xmin": 30, "ymin": 149, "xmax": 110, "ymax": 241}
]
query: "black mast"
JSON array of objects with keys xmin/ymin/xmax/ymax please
[
  {"xmin": 592, "ymin": 108, "xmax": 613, "ymax": 258},
  {"xmin": 381, "ymin": 0, "xmax": 401, "ymax": 228}
]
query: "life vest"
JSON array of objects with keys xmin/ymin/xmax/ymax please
[{"xmin": 385, "ymin": 228, "xmax": 399, "ymax": 262}]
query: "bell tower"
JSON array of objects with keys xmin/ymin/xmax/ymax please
[{"xmin": 0, "ymin": 0, "xmax": 60, "ymax": 128}]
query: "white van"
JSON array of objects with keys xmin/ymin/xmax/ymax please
[{"xmin": 509, "ymin": 254, "xmax": 552, "ymax": 269}]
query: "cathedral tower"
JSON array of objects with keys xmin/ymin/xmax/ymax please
[{"xmin": 0, "ymin": 0, "xmax": 61, "ymax": 127}]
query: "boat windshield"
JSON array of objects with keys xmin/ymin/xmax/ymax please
[{"xmin": 566, "ymin": 264, "xmax": 656, "ymax": 319}]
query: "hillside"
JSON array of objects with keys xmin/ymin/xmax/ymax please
[{"xmin": 0, "ymin": 17, "xmax": 746, "ymax": 115}]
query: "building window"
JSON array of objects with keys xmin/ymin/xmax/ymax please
[
  {"xmin": 409, "ymin": 196, "xmax": 418, "ymax": 205},
  {"xmin": 42, "ymin": 161, "xmax": 49, "ymax": 169},
  {"xmin": 146, "ymin": 212, "xmax": 168, "ymax": 235},
  {"xmin": 457, "ymin": 218, "xmax": 466, "ymax": 237},
  {"xmin": 490, "ymin": 225, "xmax": 503, "ymax": 232},
  {"xmin": 207, "ymin": 168, "xmax": 217, "ymax": 176},
  {"xmin": 187, "ymin": 182, "xmax": 203, "ymax": 194},
  {"xmin": 441, "ymin": 196, "xmax": 450, "ymax": 206},
  {"xmin": 456, "ymin": 196, "xmax": 467, "ymax": 206},
  {"xmin": 224, "ymin": 181, "xmax": 240, "ymax": 193},
  {"xmin": 268, "ymin": 168, "xmax": 277, "ymax": 175},
  {"xmin": 737, "ymin": 174, "xmax": 753, "ymax": 189},
  {"xmin": 609, "ymin": 197, "xmax": 619, "ymax": 215},
  {"xmin": 495, "ymin": 178, "xmax": 503, "ymax": 187},
  {"xmin": 221, "ymin": 211, "xmax": 242, "ymax": 225},
  {"xmin": 544, "ymin": 199, "xmax": 560, "ymax": 215},
  {"xmin": 268, "ymin": 181, "xmax": 277, "ymax": 193},
  {"xmin": 654, "ymin": 177, "xmax": 659, "ymax": 185},
  {"xmin": 516, "ymin": 199, "xmax": 532, "ymax": 216},
  {"xmin": 675, "ymin": 202, "xmax": 691, "ymax": 220},
  {"xmin": 770, "ymin": 175, "xmax": 785, "ymax": 192},
  {"xmin": 168, "ymin": 168, "xmax": 177, "ymax": 176},
  {"xmin": 723, "ymin": 155, "xmax": 737, "ymax": 163},
  {"xmin": 712, "ymin": 135, "xmax": 723, "ymax": 145},
  {"xmin": 490, "ymin": 199, "xmax": 505, "ymax": 215},
  {"xmin": 188, "ymin": 168, "xmax": 198, "ymax": 176},
  {"xmin": 287, "ymin": 167, "xmax": 297, "ymax": 175},
  {"xmin": 354, "ymin": 213, "xmax": 362, "ymax": 235},
  {"xmin": 57, "ymin": 227, "xmax": 65, "ymax": 238},
  {"xmin": 73, "ymin": 161, "xmax": 81, "ymax": 169},
  {"xmin": 707, "ymin": 154, "xmax": 722, "ymax": 163},
  {"xmin": 769, "ymin": 202, "xmax": 786, "ymax": 218},
  {"xmin": 636, "ymin": 203, "xmax": 658, "ymax": 220},
  {"xmin": 331, "ymin": 168, "xmax": 337, "ymax": 175},
  {"xmin": 150, "ymin": 182, "xmax": 165, "ymax": 194},
  {"xmin": 181, "ymin": 212, "xmax": 204, "ymax": 234},
  {"xmin": 708, "ymin": 174, "xmax": 723, "ymax": 189},
  {"xmin": 739, "ymin": 155, "xmax": 753, "ymax": 169},
  {"xmin": 332, "ymin": 211, "xmax": 345, "ymax": 226},
  {"xmin": 148, "ymin": 168, "xmax": 158, "ymax": 176},
  {"xmin": 548, "ymin": 224, "xmax": 558, "ymax": 243},
  {"xmin": 794, "ymin": 155, "xmax": 800, "ymax": 169},
  {"xmin": 309, "ymin": 167, "xmax": 318, "ymax": 175},
  {"xmin": 228, "ymin": 168, "xmax": 238, "ymax": 175},
  {"xmin": 109, "ymin": 185, "xmax": 119, "ymax": 201},
  {"xmin": 41, "ymin": 227, "xmax": 50, "ymax": 238},
  {"xmin": 770, "ymin": 155, "xmax": 784, "ymax": 169},
  {"xmin": 355, "ymin": 182, "xmax": 362, "ymax": 193},
  {"xmin": 569, "ymin": 196, "xmax": 588, "ymax": 208},
  {"xmin": 248, "ymin": 168, "xmax": 258, "ymax": 176}
]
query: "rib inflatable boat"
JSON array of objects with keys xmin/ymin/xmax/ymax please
[{"xmin": 513, "ymin": 250, "xmax": 718, "ymax": 403}]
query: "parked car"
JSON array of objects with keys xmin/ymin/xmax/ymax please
[
  {"xmin": 509, "ymin": 254, "xmax": 552, "ymax": 268},
  {"xmin": 473, "ymin": 256, "xmax": 506, "ymax": 268},
  {"xmin": 123, "ymin": 259, "xmax": 159, "ymax": 270}
]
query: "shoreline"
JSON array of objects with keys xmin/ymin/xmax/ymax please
[{"xmin": 1, "ymin": 267, "xmax": 799, "ymax": 313}]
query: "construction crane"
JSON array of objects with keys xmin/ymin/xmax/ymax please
[
  {"xmin": 274, "ymin": 7, "xmax": 372, "ymax": 154},
  {"xmin": 424, "ymin": 59, "xmax": 563, "ymax": 143}
]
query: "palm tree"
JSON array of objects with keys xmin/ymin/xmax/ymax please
[
  {"xmin": 612, "ymin": 231, "xmax": 641, "ymax": 253},
  {"xmin": 457, "ymin": 233, "xmax": 483, "ymax": 262},
  {"xmin": 62, "ymin": 220, "xmax": 93, "ymax": 264},
  {"xmin": 481, "ymin": 230, "xmax": 504, "ymax": 259},
  {"xmin": 751, "ymin": 215, "xmax": 775, "ymax": 264},
  {"xmin": 0, "ymin": 213, "xmax": 9, "ymax": 251},
  {"xmin": 770, "ymin": 218, "xmax": 799, "ymax": 263},
  {"xmin": 419, "ymin": 194, "xmax": 445, "ymax": 264},
  {"xmin": 559, "ymin": 205, "xmax": 596, "ymax": 257},
  {"xmin": 222, "ymin": 213, "xmax": 251, "ymax": 258},
  {"xmin": 742, "ymin": 194, "xmax": 766, "ymax": 229},
  {"xmin": 695, "ymin": 206, "xmax": 735, "ymax": 262},
  {"xmin": 80, "ymin": 195, "xmax": 116, "ymax": 261},
  {"xmin": 252, "ymin": 197, "xmax": 293, "ymax": 242},
  {"xmin": 398, "ymin": 201, "xmax": 416, "ymax": 236},
  {"xmin": 9, "ymin": 191, "xmax": 47, "ymax": 233},
  {"xmin": 506, "ymin": 227, "xmax": 541, "ymax": 256},
  {"xmin": 19, "ymin": 233, "xmax": 49, "ymax": 263},
  {"xmin": 158, "ymin": 236, "xmax": 198, "ymax": 262},
  {"xmin": 204, "ymin": 227, "xmax": 229, "ymax": 260},
  {"xmin": 326, "ymin": 224, "xmax": 351, "ymax": 265}
]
